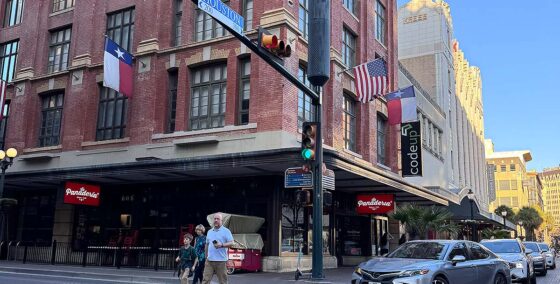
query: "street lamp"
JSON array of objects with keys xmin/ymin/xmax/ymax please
[
  {"xmin": 501, "ymin": 210, "xmax": 507, "ymax": 229},
  {"xmin": 467, "ymin": 189, "xmax": 476, "ymax": 241},
  {"xmin": 518, "ymin": 220, "xmax": 524, "ymax": 240},
  {"xmin": 0, "ymin": 148, "xmax": 18, "ymax": 244}
]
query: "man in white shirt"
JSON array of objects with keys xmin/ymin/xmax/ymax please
[{"xmin": 203, "ymin": 212, "xmax": 234, "ymax": 284}]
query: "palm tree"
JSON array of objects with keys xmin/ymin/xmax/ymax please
[
  {"xmin": 390, "ymin": 203, "xmax": 458, "ymax": 240},
  {"xmin": 516, "ymin": 207, "xmax": 543, "ymax": 241},
  {"xmin": 494, "ymin": 205, "xmax": 516, "ymax": 222},
  {"xmin": 481, "ymin": 228, "xmax": 511, "ymax": 240}
]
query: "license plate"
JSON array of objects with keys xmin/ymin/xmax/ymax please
[{"xmin": 229, "ymin": 253, "xmax": 245, "ymax": 260}]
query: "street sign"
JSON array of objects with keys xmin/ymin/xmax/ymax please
[
  {"xmin": 197, "ymin": 0, "xmax": 244, "ymax": 36},
  {"xmin": 285, "ymin": 167, "xmax": 313, "ymax": 188}
]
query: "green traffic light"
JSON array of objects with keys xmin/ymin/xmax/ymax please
[{"xmin": 302, "ymin": 149, "xmax": 315, "ymax": 160}]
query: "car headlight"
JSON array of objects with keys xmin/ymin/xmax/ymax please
[
  {"xmin": 355, "ymin": 267, "xmax": 363, "ymax": 275},
  {"xmin": 398, "ymin": 269, "xmax": 430, "ymax": 277}
]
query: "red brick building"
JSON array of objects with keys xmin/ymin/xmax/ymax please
[{"xmin": 0, "ymin": 0, "xmax": 447, "ymax": 271}]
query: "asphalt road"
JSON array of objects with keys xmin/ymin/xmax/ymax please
[{"xmin": 0, "ymin": 266, "xmax": 559, "ymax": 283}]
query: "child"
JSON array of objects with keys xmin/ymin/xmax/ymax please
[{"xmin": 176, "ymin": 233, "xmax": 197, "ymax": 284}]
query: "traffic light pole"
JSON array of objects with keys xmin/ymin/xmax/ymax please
[{"xmin": 311, "ymin": 87, "xmax": 324, "ymax": 279}]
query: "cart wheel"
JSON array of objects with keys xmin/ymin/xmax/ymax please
[{"xmin": 226, "ymin": 260, "xmax": 235, "ymax": 275}]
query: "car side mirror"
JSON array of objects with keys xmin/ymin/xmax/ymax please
[
  {"xmin": 525, "ymin": 249, "xmax": 533, "ymax": 255},
  {"xmin": 451, "ymin": 255, "xmax": 466, "ymax": 265}
]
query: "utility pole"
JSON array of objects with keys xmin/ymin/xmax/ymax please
[{"xmin": 307, "ymin": 0, "xmax": 331, "ymax": 279}]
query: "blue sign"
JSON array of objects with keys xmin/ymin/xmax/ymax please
[
  {"xmin": 285, "ymin": 167, "xmax": 313, "ymax": 188},
  {"xmin": 198, "ymin": 0, "xmax": 244, "ymax": 36}
]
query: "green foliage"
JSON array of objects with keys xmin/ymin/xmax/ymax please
[
  {"xmin": 516, "ymin": 206, "xmax": 543, "ymax": 241},
  {"xmin": 481, "ymin": 228, "xmax": 511, "ymax": 240},
  {"xmin": 389, "ymin": 203, "xmax": 458, "ymax": 240},
  {"xmin": 494, "ymin": 205, "xmax": 516, "ymax": 222}
]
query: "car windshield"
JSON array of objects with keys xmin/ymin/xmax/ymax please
[
  {"xmin": 481, "ymin": 241, "xmax": 521, "ymax": 253},
  {"xmin": 524, "ymin": 243, "xmax": 540, "ymax": 252},
  {"xmin": 388, "ymin": 242, "xmax": 447, "ymax": 260},
  {"xmin": 538, "ymin": 244, "xmax": 549, "ymax": 251}
]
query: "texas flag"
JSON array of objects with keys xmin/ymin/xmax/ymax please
[
  {"xmin": 385, "ymin": 86, "xmax": 417, "ymax": 125},
  {"xmin": 103, "ymin": 37, "xmax": 133, "ymax": 98}
]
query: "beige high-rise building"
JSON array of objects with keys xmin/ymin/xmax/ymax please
[
  {"xmin": 526, "ymin": 171, "xmax": 544, "ymax": 211},
  {"xmin": 399, "ymin": 0, "xmax": 490, "ymax": 211},
  {"xmin": 540, "ymin": 167, "xmax": 560, "ymax": 230}
]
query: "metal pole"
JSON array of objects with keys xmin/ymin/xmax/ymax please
[
  {"xmin": 311, "ymin": 87, "xmax": 323, "ymax": 279},
  {"xmin": 469, "ymin": 200, "xmax": 475, "ymax": 241},
  {"xmin": 0, "ymin": 167, "xmax": 6, "ymax": 243},
  {"xmin": 503, "ymin": 217, "xmax": 506, "ymax": 229}
]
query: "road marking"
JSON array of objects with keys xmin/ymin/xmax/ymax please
[{"xmin": 0, "ymin": 271, "xmax": 163, "ymax": 284}]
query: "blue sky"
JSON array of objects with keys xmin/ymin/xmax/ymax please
[{"xmin": 397, "ymin": 0, "xmax": 560, "ymax": 171}]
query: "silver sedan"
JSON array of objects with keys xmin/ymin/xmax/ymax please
[{"xmin": 351, "ymin": 240, "xmax": 511, "ymax": 284}]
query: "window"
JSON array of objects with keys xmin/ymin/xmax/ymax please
[
  {"xmin": 195, "ymin": 1, "xmax": 228, "ymax": 42},
  {"xmin": 107, "ymin": 8, "xmax": 135, "ymax": 52},
  {"xmin": 47, "ymin": 27, "xmax": 71, "ymax": 73},
  {"xmin": 3, "ymin": 0, "xmax": 24, "ymax": 27},
  {"xmin": 166, "ymin": 70, "xmax": 178, "ymax": 133},
  {"xmin": 500, "ymin": 165, "xmax": 506, "ymax": 172},
  {"xmin": 238, "ymin": 59, "xmax": 250, "ymax": 125},
  {"xmin": 243, "ymin": 0, "xmax": 253, "ymax": 31},
  {"xmin": 297, "ymin": 65, "xmax": 316, "ymax": 129},
  {"xmin": 96, "ymin": 87, "xmax": 127, "ymax": 140},
  {"xmin": 448, "ymin": 242, "xmax": 469, "ymax": 260},
  {"xmin": 499, "ymin": 180, "xmax": 509, "ymax": 190},
  {"xmin": 0, "ymin": 100, "xmax": 10, "ymax": 150},
  {"xmin": 298, "ymin": 0, "xmax": 309, "ymax": 39},
  {"xmin": 468, "ymin": 242, "xmax": 490, "ymax": 260},
  {"xmin": 510, "ymin": 164, "xmax": 516, "ymax": 171},
  {"xmin": 343, "ymin": 0, "xmax": 356, "ymax": 15},
  {"xmin": 375, "ymin": 0, "xmax": 386, "ymax": 44},
  {"xmin": 190, "ymin": 64, "xmax": 227, "ymax": 130},
  {"xmin": 0, "ymin": 40, "xmax": 19, "ymax": 82},
  {"xmin": 510, "ymin": 180, "xmax": 518, "ymax": 190},
  {"xmin": 172, "ymin": 0, "xmax": 183, "ymax": 46},
  {"xmin": 377, "ymin": 114, "xmax": 387, "ymax": 165},
  {"xmin": 438, "ymin": 130, "xmax": 443, "ymax": 156},
  {"xmin": 342, "ymin": 28, "xmax": 356, "ymax": 67},
  {"xmin": 39, "ymin": 93, "xmax": 64, "ymax": 147},
  {"xmin": 52, "ymin": 0, "xmax": 74, "ymax": 13},
  {"xmin": 343, "ymin": 95, "xmax": 356, "ymax": 152},
  {"xmin": 512, "ymin": 197, "xmax": 519, "ymax": 208}
]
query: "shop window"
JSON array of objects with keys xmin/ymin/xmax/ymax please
[
  {"xmin": 195, "ymin": 1, "xmax": 228, "ymax": 42},
  {"xmin": 166, "ymin": 70, "xmax": 178, "ymax": 133},
  {"xmin": 107, "ymin": 7, "xmax": 135, "ymax": 52},
  {"xmin": 39, "ymin": 92, "xmax": 64, "ymax": 147},
  {"xmin": 3, "ymin": 0, "xmax": 24, "ymax": 27},
  {"xmin": 190, "ymin": 64, "xmax": 227, "ymax": 130},
  {"xmin": 297, "ymin": 65, "xmax": 316, "ymax": 130},
  {"xmin": 238, "ymin": 59, "xmax": 250, "ymax": 125},
  {"xmin": 0, "ymin": 40, "xmax": 19, "ymax": 82},
  {"xmin": 52, "ymin": 0, "xmax": 74, "ymax": 13},
  {"xmin": 298, "ymin": 0, "xmax": 309, "ymax": 39},
  {"xmin": 47, "ymin": 27, "xmax": 72, "ymax": 73},
  {"xmin": 172, "ymin": 0, "xmax": 183, "ymax": 46},
  {"xmin": 96, "ymin": 87, "xmax": 127, "ymax": 140}
]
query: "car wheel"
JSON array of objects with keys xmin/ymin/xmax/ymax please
[
  {"xmin": 494, "ymin": 273, "xmax": 506, "ymax": 284},
  {"xmin": 540, "ymin": 268, "xmax": 547, "ymax": 276},
  {"xmin": 552, "ymin": 262, "xmax": 556, "ymax": 270},
  {"xmin": 432, "ymin": 276, "xmax": 448, "ymax": 284}
]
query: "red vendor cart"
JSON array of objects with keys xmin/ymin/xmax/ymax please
[{"xmin": 206, "ymin": 213, "xmax": 265, "ymax": 274}]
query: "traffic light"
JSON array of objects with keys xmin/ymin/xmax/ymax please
[
  {"xmin": 258, "ymin": 27, "xmax": 292, "ymax": 59},
  {"xmin": 295, "ymin": 189, "xmax": 311, "ymax": 206},
  {"xmin": 301, "ymin": 122, "xmax": 318, "ymax": 161}
]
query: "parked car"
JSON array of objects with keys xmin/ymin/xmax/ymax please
[
  {"xmin": 480, "ymin": 239, "xmax": 536, "ymax": 284},
  {"xmin": 537, "ymin": 242, "xmax": 556, "ymax": 269},
  {"xmin": 351, "ymin": 240, "xmax": 511, "ymax": 284},
  {"xmin": 523, "ymin": 242, "xmax": 547, "ymax": 276}
]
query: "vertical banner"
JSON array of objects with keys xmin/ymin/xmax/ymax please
[{"xmin": 401, "ymin": 121, "xmax": 423, "ymax": 176}]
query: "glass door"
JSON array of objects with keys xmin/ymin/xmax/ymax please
[{"xmin": 371, "ymin": 216, "xmax": 389, "ymax": 256}]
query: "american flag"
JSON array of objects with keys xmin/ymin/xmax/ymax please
[
  {"xmin": 0, "ymin": 80, "xmax": 7, "ymax": 120},
  {"xmin": 353, "ymin": 58, "xmax": 388, "ymax": 103}
]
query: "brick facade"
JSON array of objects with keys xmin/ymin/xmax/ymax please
[{"xmin": 1, "ymin": 0, "xmax": 399, "ymax": 172}]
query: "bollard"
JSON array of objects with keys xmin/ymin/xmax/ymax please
[
  {"xmin": 50, "ymin": 240, "xmax": 57, "ymax": 265},
  {"xmin": 82, "ymin": 243, "xmax": 88, "ymax": 267},
  {"xmin": 22, "ymin": 244, "xmax": 28, "ymax": 264}
]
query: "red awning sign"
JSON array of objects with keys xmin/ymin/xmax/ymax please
[
  {"xmin": 357, "ymin": 194, "xmax": 395, "ymax": 214},
  {"xmin": 64, "ymin": 182, "xmax": 101, "ymax": 206}
]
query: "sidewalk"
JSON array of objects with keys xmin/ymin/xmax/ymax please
[{"xmin": 0, "ymin": 261, "xmax": 354, "ymax": 283}]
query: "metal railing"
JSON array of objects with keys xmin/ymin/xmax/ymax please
[{"xmin": 0, "ymin": 240, "xmax": 179, "ymax": 270}]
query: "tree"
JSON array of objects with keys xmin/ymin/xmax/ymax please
[
  {"xmin": 389, "ymin": 203, "xmax": 458, "ymax": 240},
  {"xmin": 494, "ymin": 205, "xmax": 516, "ymax": 222},
  {"xmin": 481, "ymin": 228, "xmax": 512, "ymax": 240},
  {"xmin": 516, "ymin": 206, "xmax": 543, "ymax": 241}
]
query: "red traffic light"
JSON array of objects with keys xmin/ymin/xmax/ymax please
[{"xmin": 262, "ymin": 34, "xmax": 278, "ymax": 49}]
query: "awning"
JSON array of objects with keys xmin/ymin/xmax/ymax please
[{"xmin": 448, "ymin": 197, "xmax": 516, "ymax": 230}]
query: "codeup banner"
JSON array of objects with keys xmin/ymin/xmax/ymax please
[{"xmin": 401, "ymin": 121, "xmax": 423, "ymax": 177}]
